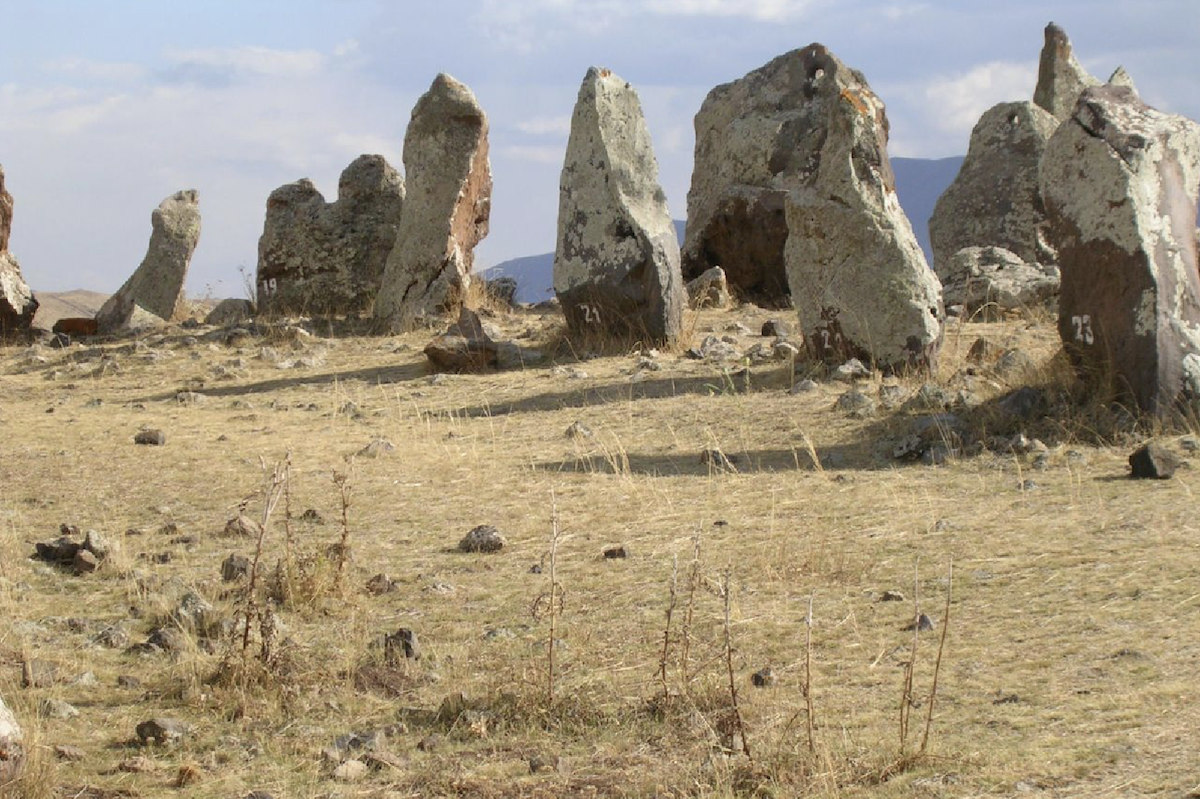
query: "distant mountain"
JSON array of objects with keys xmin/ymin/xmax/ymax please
[
  {"xmin": 484, "ymin": 160, "xmax": 963, "ymax": 303},
  {"xmin": 31, "ymin": 289, "xmax": 109, "ymax": 329}
]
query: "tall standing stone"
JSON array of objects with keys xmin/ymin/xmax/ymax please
[
  {"xmin": 1033, "ymin": 23, "xmax": 1102, "ymax": 123},
  {"xmin": 554, "ymin": 67, "xmax": 684, "ymax": 346},
  {"xmin": 1041, "ymin": 85, "xmax": 1200, "ymax": 417},
  {"xmin": 0, "ymin": 691, "xmax": 23, "ymax": 783},
  {"xmin": 783, "ymin": 45, "xmax": 943, "ymax": 372},
  {"xmin": 96, "ymin": 190, "xmax": 200, "ymax": 333},
  {"xmin": 929, "ymin": 102, "xmax": 1059, "ymax": 275},
  {"xmin": 257, "ymin": 154, "xmax": 404, "ymax": 315},
  {"xmin": 0, "ymin": 166, "xmax": 38, "ymax": 336},
  {"xmin": 374, "ymin": 74, "xmax": 491, "ymax": 330}
]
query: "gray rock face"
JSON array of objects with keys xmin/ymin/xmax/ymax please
[
  {"xmin": 375, "ymin": 74, "xmax": 491, "ymax": 330},
  {"xmin": 0, "ymin": 167, "xmax": 38, "ymax": 336},
  {"xmin": 96, "ymin": 190, "xmax": 200, "ymax": 333},
  {"xmin": 941, "ymin": 247, "xmax": 1059, "ymax": 318},
  {"xmin": 0, "ymin": 691, "xmax": 23, "ymax": 782},
  {"xmin": 686, "ymin": 266, "xmax": 730, "ymax": 309},
  {"xmin": 1033, "ymin": 23, "xmax": 1102, "ymax": 122},
  {"xmin": 204, "ymin": 298, "xmax": 254, "ymax": 327},
  {"xmin": 554, "ymin": 67, "xmax": 684, "ymax": 346},
  {"xmin": 257, "ymin": 155, "xmax": 403, "ymax": 316},
  {"xmin": 682, "ymin": 51, "xmax": 826, "ymax": 302},
  {"xmin": 929, "ymin": 102, "xmax": 1059, "ymax": 273},
  {"xmin": 782, "ymin": 45, "xmax": 943, "ymax": 372},
  {"xmin": 1041, "ymin": 85, "xmax": 1200, "ymax": 417}
]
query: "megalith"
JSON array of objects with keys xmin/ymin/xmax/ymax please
[
  {"xmin": 0, "ymin": 690, "xmax": 22, "ymax": 782},
  {"xmin": 257, "ymin": 154, "xmax": 404, "ymax": 315},
  {"xmin": 929, "ymin": 102, "xmax": 1059, "ymax": 275},
  {"xmin": 553, "ymin": 67, "xmax": 684, "ymax": 346},
  {"xmin": 1033, "ymin": 23, "xmax": 1102, "ymax": 123},
  {"xmin": 0, "ymin": 166, "xmax": 38, "ymax": 336},
  {"xmin": 783, "ymin": 45, "xmax": 943, "ymax": 372},
  {"xmin": 374, "ymin": 74, "xmax": 491, "ymax": 330},
  {"xmin": 1041, "ymin": 85, "xmax": 1200, "ymax": 417},
  {"xmin": 96, "ymin": 190, "xmax": 200, "ymax": 333}
]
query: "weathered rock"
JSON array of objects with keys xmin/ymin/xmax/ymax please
[
  {"xmin": 204, "ymin": 299, "xmax": 254, "ymax": 327},
  {"xmin": 0, "ymin": 692, "xmax": 23, "ymax": 783},
  {"xmin": 375, "ymin": 74, "xmax": 491, "ymax": 329},
  {"xmin": 782, "ymin": 45, "xmax": 943, "ymax": 372},
  {"xmin": 1129, "ymin": 442, "xmax": 1182, "ymax": 479},
  {"xmin": 134, "ymin": 429, "xmax": 166, "ymax": 446},
  {"xmin": 383, "ymin": 628, "xmax": 420, "ymax": 662},
  {"xmin": 929, "ymin": 102, "xmax": 1059, "ymax": 273},
  {"xmin": 686, "ymin": 266, "xmax": 730, "ymax": 309},
  {"xmin": 136, "ymin": 717, "xmax": 187, "ymax": 745},
  {"xmin": 1040, "ymin": 86, "xmax": 1200, "ymax": 417},
  {"xmin": 458, "ymin": 525, "xmax": 505, "ymax": 553},
  {"xmin": 256, "ymin": 155, "xmax": 404, "ymax": 315},
  {"xmin": 1033, "ymin": 23, "xmax": 1102, "ymax": 123},
  {"xmin": 0, "ymin": 167, "xmax": 39, "ymax": 336},
  {"xmin": 1107, "ymin": 66, "xmax": 1137, "ymax": 93},
  {"xmin": 221, "ymin": 554, "xmax": 250, "ymax": 582},
  {"xmin": 96, "ymin": 190, "xmax": 200, "ymax": 333},
  {"xmin": 424, "ymin": 307, "xmax": 502, "ymax": 371},
  {"xmin": 554, "ymin": 67, "xmax": 684, "ymax": 346},
  {"xmin": 940, "ymin": 247, "xmax": 1059, "ymax": 317}
]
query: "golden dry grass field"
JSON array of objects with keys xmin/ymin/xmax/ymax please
[{"xmin": 1, "ymin": 304, "xmax": 1198, "ymax": 798}]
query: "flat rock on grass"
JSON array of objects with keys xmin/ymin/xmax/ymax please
[{"xmin": 1129, "ymin": 443, "xmax": 1182, "ymax": 479}]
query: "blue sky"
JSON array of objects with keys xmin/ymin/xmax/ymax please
[{"xmin": 1, "ymin": 0, "xmax": 1197, "ymax": 296}]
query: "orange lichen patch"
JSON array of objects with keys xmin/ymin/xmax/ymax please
[{"xmin": 839, "ymin": 87, "xmax": 871, "ymax": 115}]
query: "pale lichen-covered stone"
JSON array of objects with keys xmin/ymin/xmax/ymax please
[
  {"xmin": 1033, "ymin": 23, "xmax": 1102, "ymax": 123},
  {"xmin": 1107, "ymin": 66, "xmax": 1137, "ymax": 93},
  {"xmin": 941, "ymin": 246, "xmax": 1059, "ymax": 318},
  {"xmin": 0, "ymin": 166, "xmax": 38, "ymax": 336},
  {"xmin": 0, "ymin": 691, "xmax": 23, "ymax": 783},
  {"xmin": 257, "ymin": 154, "xmax": 404, "ymax": 316},
  {"xmin": 374, "ymin": 74, "xmax": 491, "ymax": 330},
  {"xmin": 96, "ymin": 190, "xmax": 200, "ymax": 333},
  {"xmin": 1041, "ymin": 85, "xmax": 1200, "ymax": 417},
  {"xmin": 554, "ymin": 67, "xmax": 684, "ymax": 346},
  {"xmin": 929, "ymin": 102, "xmax": 1059, "ymax": 274},
  {"xmin": 0, "ymin": 165, "xmax": 12, "ymax": 253},
  {"xmin": 783, "ymin": 45, "xmax": 943, "ymax": 373}
]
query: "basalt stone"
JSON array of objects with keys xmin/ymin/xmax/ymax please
[
  {"xmin": 1040, "ymin": 86, "xmax": 1200, "ymax": 418},
  {"xmin": 554, "ymin": 67, "xmax": 684, "ymax": 346},
  {"xmin": 375, "ymin": 74, "xmax": 491, "ymax": 329},
  {"xmin": 1033, "ymin": 23, "xmax": 1102, "ymax": 123},
  {"xmin": 783, "ymin": 45, "xmax": 943, "ymax": 373},
  {"xmin": 940, "ymin": 247, "xmax": 1059, "ymax": 318}
]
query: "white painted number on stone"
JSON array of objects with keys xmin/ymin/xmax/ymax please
[
  {"xmin": 1071, "ymin": 314, "xmax": 1094, "ymax": 345},
  {"xmin": 580, "ymin": 304, "xmax": 601, "ymax": 324},
  {"xmin": 259, "ymin": 278, "xmax": 278, "ymax": 298}
]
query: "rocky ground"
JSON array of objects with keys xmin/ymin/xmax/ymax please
[{"xmin": 1, "ymin": 303, "xmax": 1197, "ymax": 798}]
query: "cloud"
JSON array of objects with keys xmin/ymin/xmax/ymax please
[
  {"xmin": 646, "ymin": 0, "xmax": 821, "ymax": 20},
  {"xmin": 158, "ymin": 46, "xmax": 328, "ymax": 88},
  {"xmin": 499, "ymin": 144, "xmax": 565, "ymax": 164},
  {"xmin": 44, "ymin": 58, "xmax": 146, "ymax": 83},
  {"xmin": 515, "ymin": 115, "xmax": 572, "ymax": 136},
  {"xmin": 922, "ymin": 60, "xmax": 1038, "ymax": 135}
]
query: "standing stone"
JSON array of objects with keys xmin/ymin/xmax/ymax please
[
  {"xmin": 1041, "ymin": 85, "xmax": 1200, "ymax": 417},
  {"xmin": 783, "ymin": 45, "xmax": 943, "ymax": 372},
  {"xmin": 0, "ymin": 166, "xmax": 38, "ymax": 336},
  {"xmin": 940, "ymin": 247, "xmax": 1059, "ymax": 318},
  {"xmin": 374, "ymin": 74, "xmax": 491, "ymax": 330},
  {"xmin": 0, "ymin": 691, "xmax": 23, "ymax": 782},
  {"xmin": 929, "ymin": 102, "xmax": 1059, "ymax": 274},
  {"xmin": 96, "ymin": 190, "xmax": 200, "ymax": 333},
  {"xmin": 1033, "ymin": 23, "xmax": 1102, "ymax": 123},
  {"xmin": 256, "ymin": 154, "xmax": 404, "ymax": 316},
  {"xmin": 554, "ymin": 67, "xmax": 684, "ymax": 346}
]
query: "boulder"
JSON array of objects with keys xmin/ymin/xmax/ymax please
[
  {"xmin": 1033, "ymin": 23, "xmax": 1102, "ymax": 123},
  {"xmin": 256, "ymin": 154, "xmax": 404, "ymax": 315},
  {"xmin": 1040, "ymin": 85, "xmax": 1200, "ymax": 418},
  {"xmin": 681, "ymin": 51, "xmax": 816, "ymax": 302},
  {"xmin": 929, "ymin": 102, "xmax": 1059, "ymax": 273},
  {"xmin": 96, "ymin": 190, "xmax": 200, "ymax": 334},
  {"xmin": 0, "ymin": 692, "xmax": 22, "ymax": 783},
  {"xmin": 424, "ymin": 307, "xmax": 535, "ymax": 372},
  {"xmin": 940, "ymin": 247, "xmax": 1059, "ymax": 318},
  {"xmin": 0, "ymin": 167, "xmax": 39, "ymax": 336},
  {"xmin": 553, "ymin": 67, "xmax": 684, "ymax": 346},
  {"xmin": 204, "ymin": 298, "xmax": 255, "ymax": 327},
  {"xmin": 782, "ymin": 45, "xmax": 943, "ymax": 372},
  {"xmin": 374, "ymin": 74, "xmax": 491, "ymax": 330},
  {"xmin": 686, "ymin": 266, "xmax": 730, "ymax": 309}
]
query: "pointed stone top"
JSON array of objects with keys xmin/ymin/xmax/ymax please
[
  {"xmin": 0, "ymin": 164, "xmax": 11, "ymax": 253},
  {"xmin": 1107, "ymin": 66, "xmax": 1138, "ymax": 93},
  {"xmin": 420, "ymin": 73, "xmax": 485, "ymax": 117},
  {"xmin": 1033, "ymin": 22, "xmax": 1102, "ymax": 122}
]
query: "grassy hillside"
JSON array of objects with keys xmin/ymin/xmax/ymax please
[
  {"xmin": 0, "ymin": 304, "xmax": 1194, "ymax": 798},
  {"xmin": 30, "ymin": 289, "xmax": 109, "ymax": 330}
]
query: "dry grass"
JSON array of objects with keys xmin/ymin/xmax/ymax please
[{"xmin": 0, "ymin": 305, "xmax": 1197, "ymax": 797}]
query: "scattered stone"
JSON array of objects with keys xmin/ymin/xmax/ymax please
[
  {"xmin": 565, "ymin": 421, "xmax": 595, "ymax": 439},
  {"xmin": 904, "ymin": 613, "xmax": 935, "ymax": 632},
  {"xmin": 357, "ymin": 438, "xmax": 396, "ymax": 459},
  {"xmin": 1129, "ymin": 443, "xmax": 1182, "ymax": 479},
  {"xmin": 832, "ymin": 358, "xmax": 871, "ymax": 382},
  {"xmin": 72, "ymin": 549, "xmax": 99, "ymax": 574},
  {"xmin": 483, "ymin": 275, "xmax": 518, "ymax": 306},
  {"xmin": 39, "ymin": 699, "xmax": 79, "ymax": 720},
  {"xmin": 117, "ymin": 675, "xmax": 142, "ymax": 689},
  {"xmin": 172, "ymin": 591, "xmax": 215, "ymax": 632},
  {"xmin": 119, "ymin": 756, "xmax": 154, "ymax": 773},
  {"xmin": 880, "ymin": 590, "xmax": 905, "ymax": 602},
  {"xmin": 221, "ymin": 554, "xmax": 251, "ymax": 582},
  {"xmin": 257, "ymin": 154, "xmax": 404, "ymax": 316},
  {"xmin": 93, "ymin": 625, "xmax": 130, "ymax": 649},
  {"xmin": 365, "ymin": 573, "xmax": 397, "ymax": 595},
  {"xmin": 791, "ymin": 378, "xmax": 819, "ymax": 394},
  {"xmin": 602, "ymin": 546, "xmax": 628, "ymax": 559},
  {"xmin": 204, "ymin": 298, "xmax": 254, "ymax": 327},
  {"xmin": 761, "ymin": 319, "xmax": 790, "ymax": 338},
  {"xmin": 375, "ymin": 74, "xmax": 491, "ymax": 329},
  {"xmin": 0, "ymin": 692, "xmax": 23, "ymax": 783},
  {"xmin": 300, "ymin": 509, "xmax": 324, "ymax": 524},
  {"xmin": 424, "ymin": 307, "xmax": 509, "ymax": 371},
  {"xmin": 554, "ymin": 67, "xmax": 684, "ymax": 346},
  {"xmin": 686, "ymin": 266, "xmax": 731, "ymax": 309},
  {"xmin": 996, "ymin": 387, "xmax": 1045, "ymax": 420},
  {"xmin": 993, "ymin": 693, "xmax": 1021, "ymax": 705},
  {"xmin": 529, "ymin": 754, "xmax": 561, "ymax": 774},
  {"xmin": 96, "ymin": 190, "xmax": 201, "ymax": 333},
  {"xmin": 223, "ymin": 514, "xmax": 262, "ymax": 538},
  {"xmin": 383, "ymin": 628, "xmax": 420, "ymax": 662},
  {"xmin": 687, "ymin": 334, "xmax": 740, "ymax": 361},
  {"xmin": 751, "ymin": 667, "xmax": 776, "ymax": 687},
  {"xmin": 21, "ymin": 659, "xmax": 60, "ymax": 688},
  {"xmin": 134, "ymin": 429, "xmax": 166, "ymax": 446},
  {"xmin": 54, "ymin": 744, "xmax": 85, "ymax": 761},
  {"xmin": 1018, "ymin": 479, "xmax": 1040, "ymax": 492},
  {"xmin": 835, "ymin": 389, "xmax": 876, "ymax": 419},
  {"xmin": 938, "ymin": 247, "xmax": 1059, "ymax": 318},
  {"xmin": 136, "ymin": 717, "xmax": 188, "ymax": 745},
  {"xmin": 333, "ymin": 758, "xmax": 369, "ymax": 782},
  {"xmin": 967, "ymin": 337, "xmax": 1001, "ymax": 363},
  {"xmin": 1033, "ymin": 23, "xmax": 1103, "ymax": 123},
  {"xmin": 1041, "ymin": 85, "xmax": 1200, "ymax": 417},
  {"xmin": 782, "ymin": 46, "xmax": 942, "ymax": 372},
  {"xmin": 458, "ymin": 525, "xmax": 506, "ymax": 553}
]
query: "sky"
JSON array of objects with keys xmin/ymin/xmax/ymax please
[{"xmin": 1, "ymin": 0, "xmax": 1197, "ymax": 297}]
